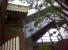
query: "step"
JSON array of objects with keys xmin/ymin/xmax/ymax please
[{"xmin": 7, "ymin": 3, "xmax": 28, "ymax": 13}]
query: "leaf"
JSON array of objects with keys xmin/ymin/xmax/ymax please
[
  {"xmin": 44, "ymin": 0, "xmax": 54, "ymax": 4},
  {"xmin": 34, "ymin": 3, "xmax": 63, "ymax": 27},
  {"xmin": 38, "ymin": 44, "xmax": 53, "ymax": 50},
  {"xmin": 34, "ymin": 18, "xmax": 42, "ymax": 27},
  {"xmin": 38, "ymin": 6, "xmax": 63, "ymax": 17},
  {"xmin": 45, "ymin": 6, "xmax": 62, "ymax": 13},
  {"xmin": 28, "ymin": 28, "xmax": 34, "ymax": 32}
]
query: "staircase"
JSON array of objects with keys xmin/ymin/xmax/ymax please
[{"xmin": 0, "ymin": 0, "xmax": 28, "ymax": 50}]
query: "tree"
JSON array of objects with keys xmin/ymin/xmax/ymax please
[
  {"xmin": 33, "ymin": 0, "xmax": 68, "ymax": 31},
  {"xmin": 38, "ymin": 44, "xmax": 53, "ymax": 50}
]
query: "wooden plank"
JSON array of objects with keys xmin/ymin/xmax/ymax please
[
  {"xmin": 7, "ymin": 3, "xmax": 28, "ymax": 13},
  {"xmin": 0, "ymin": 0, "xmax": 8, "ymax": 47}
]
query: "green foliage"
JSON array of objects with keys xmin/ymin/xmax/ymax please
[
  {"xmin": 39, "ymin": 6, "xmax": 62, "ymax": 16},
  {"xmin": 29, "ymin": 0, "xmax": 63, "ymax": 32},
  {"xmin": 38, "ymin": 44, "xmax": 53, "ymax": 50},
  {"xmin": 34, "ymin": 19, "xmax": 40, "ymax": 27},
  {"xmin": 34, "ymin": 5, "xmax": 63, "ymax": 27},
  {"xmin": 44, "ymin": 0, "xmax": 53, "ymax": 4},
  {"xmin": 28, "ymin": 28, "xmax": 34, "ymax": 32}
]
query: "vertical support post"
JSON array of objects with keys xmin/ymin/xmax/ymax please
[{"xmin": 0, "ymin": 0, "xmax": 8, "ymax": 49}]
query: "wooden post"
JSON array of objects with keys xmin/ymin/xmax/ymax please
[
  {"xmin": 0, "ymin": 0, "xmax": 8, "ymax": 49},
  {"xmin": 0, "ymin": 1, "xmax": 28, "ymax": 50}
]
